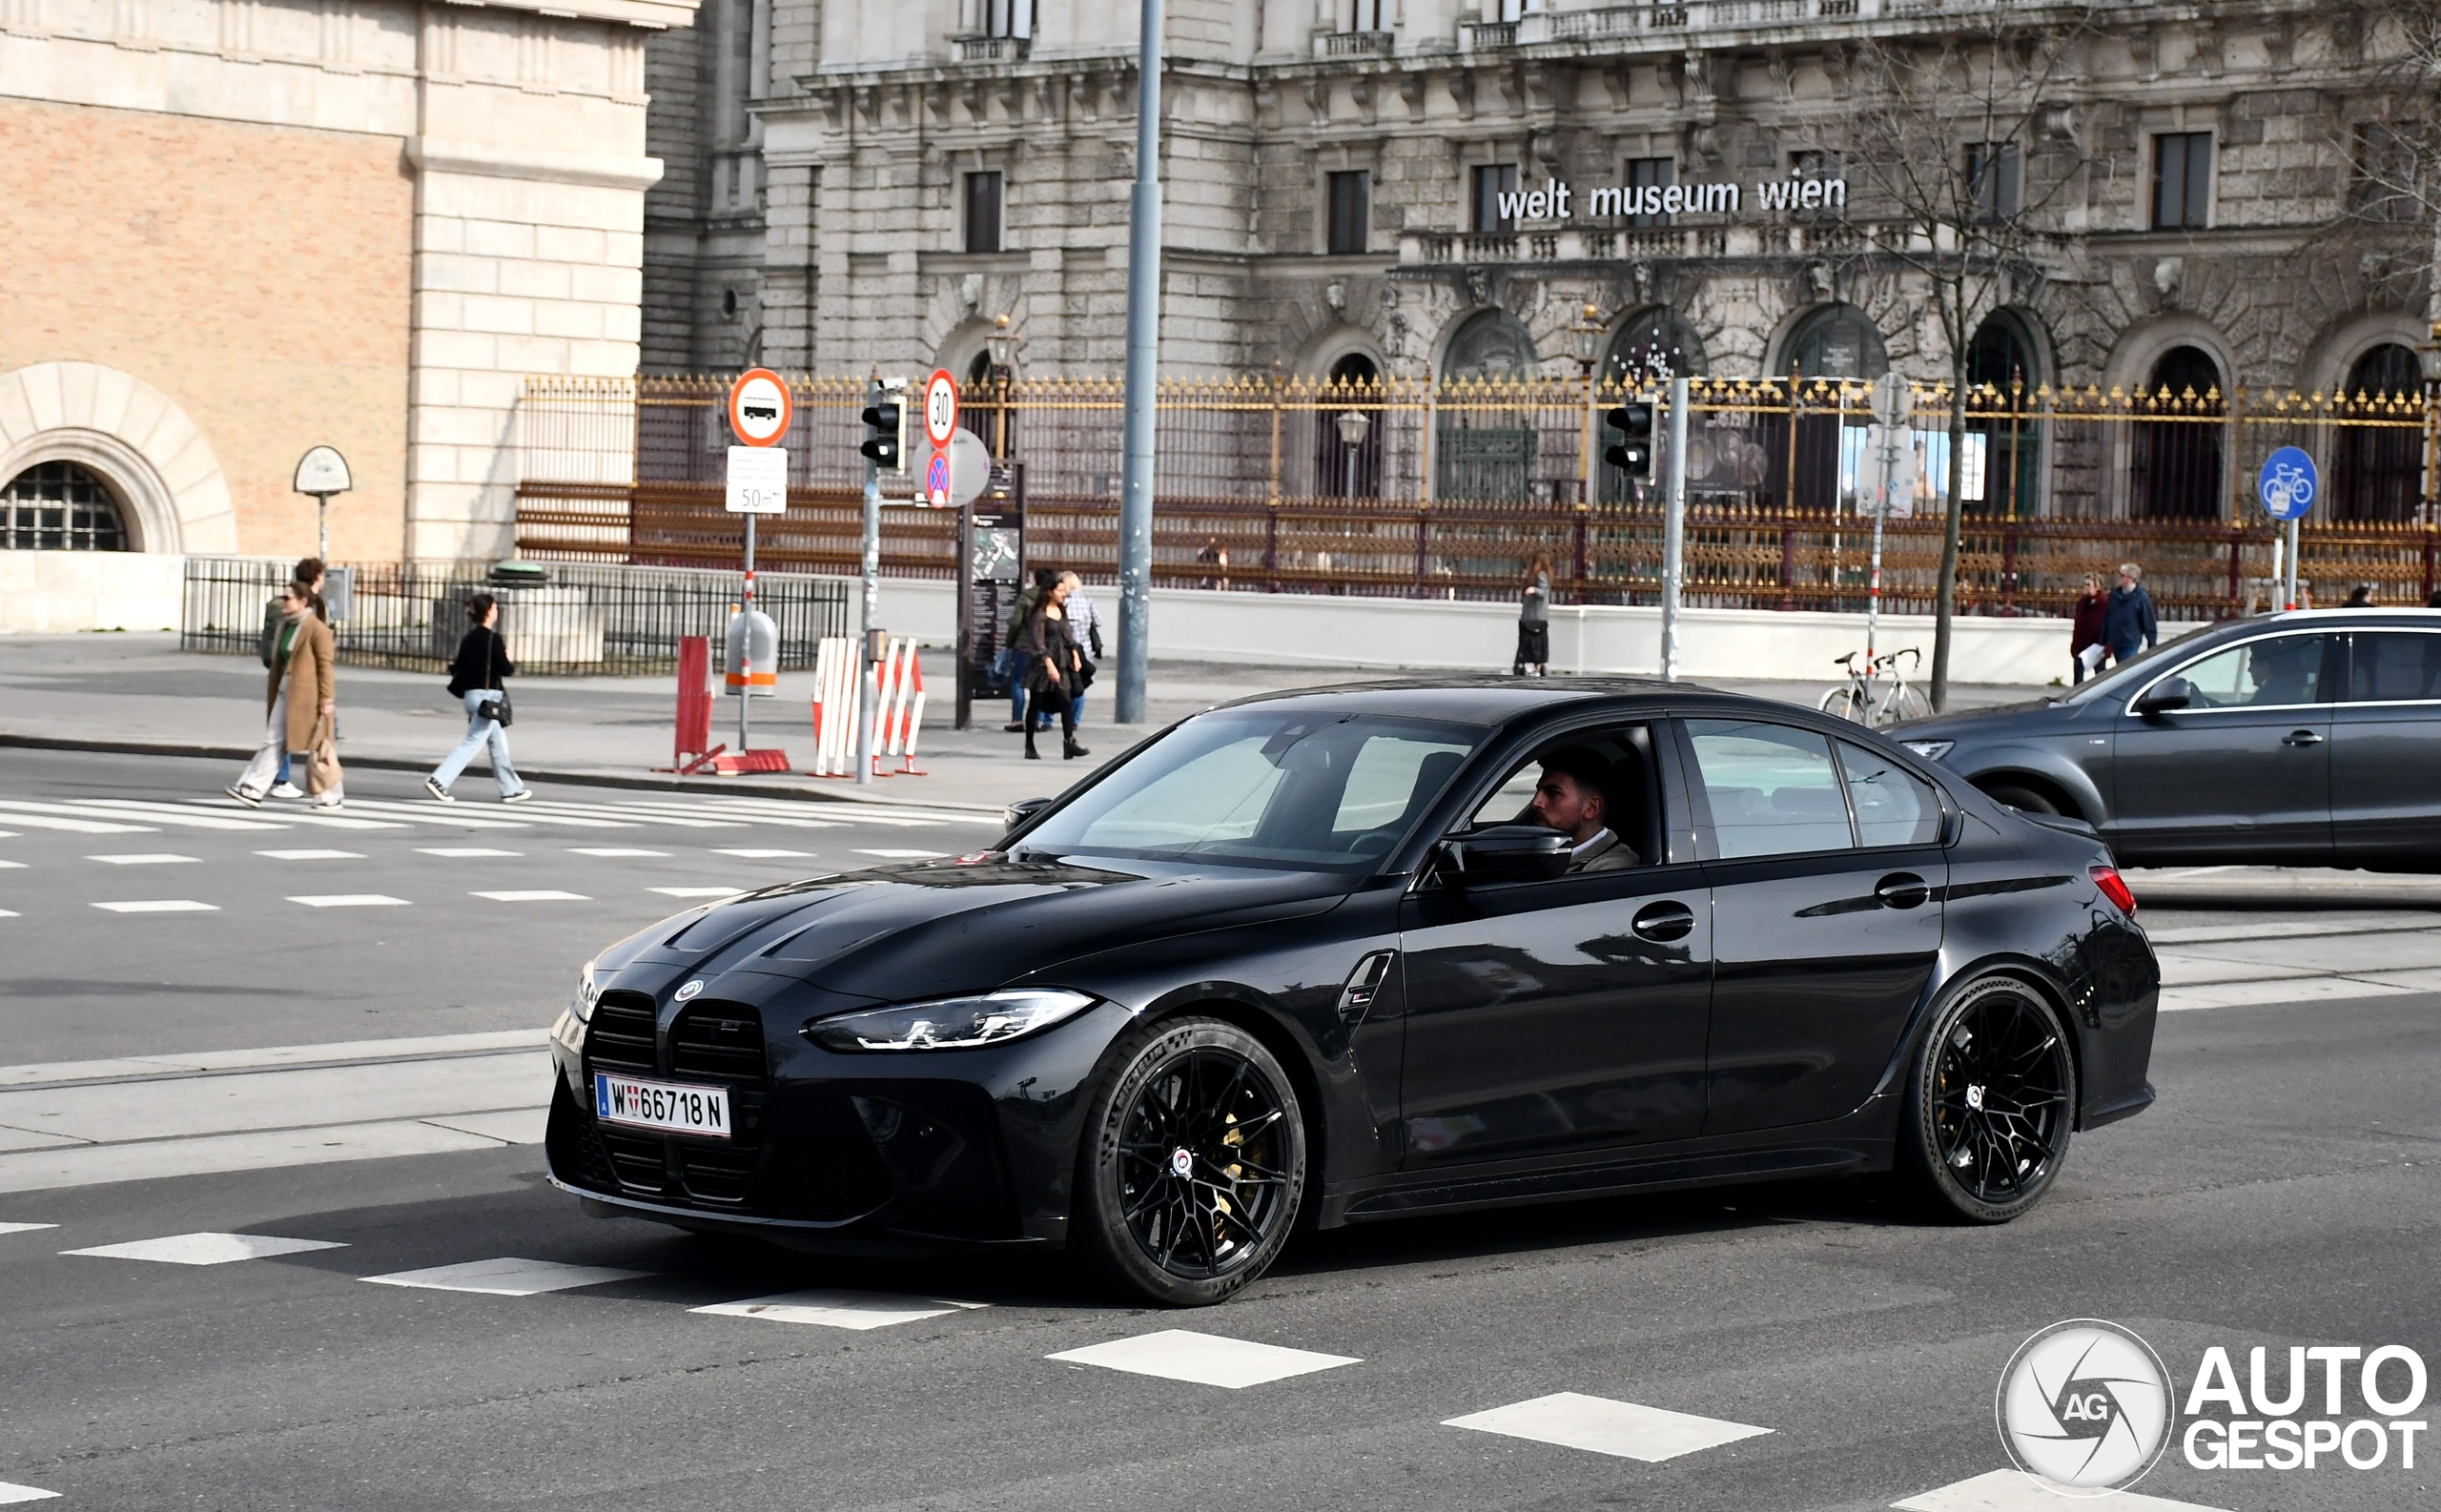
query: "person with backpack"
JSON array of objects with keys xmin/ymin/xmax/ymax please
[
  {"xmin": 423, "ymin": 593, "xmax": 532, "ymax": 804},
  {"xmin": 228, "ymin": 580, "xmax": 343, "ymax": 809}
]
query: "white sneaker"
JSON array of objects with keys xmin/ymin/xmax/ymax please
[
  {"xmin": 268, "ymin": 782, "xmax": 305, "ymax": 800},
  {"xmin": 310, "ymin": 796, "xmax": 344, "ymax": 811},
  {"xmin": 423, "ymin": 777, "xmax": 456, "ymax": 804},
  {"xmin": 225, "ymin": 784, "xmax": 262, "ymax": 808}
]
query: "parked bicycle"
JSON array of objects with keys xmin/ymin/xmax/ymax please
[{"xmin": 1820, "ymin": 646, "xmax": 1931, "ymax": 728}]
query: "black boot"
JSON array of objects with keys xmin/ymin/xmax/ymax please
[
  {"xmin": 1063, "ymin": 738, "xmax": 1090, "ymax": 760},
  {"xmin": 1025, "ymin": 728, "xmax": 1041, "ymax": 760}
]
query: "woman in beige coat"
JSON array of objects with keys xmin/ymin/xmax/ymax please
[{"xmin": 228, "ymin": 582, "xmax": 343, "ymax": 808}]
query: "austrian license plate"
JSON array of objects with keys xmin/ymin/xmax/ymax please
[{"xmin": 594, "ymin": 1073, "xmax": 730, "ymax": 1139}]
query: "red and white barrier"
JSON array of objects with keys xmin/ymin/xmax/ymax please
[
  {"xmin": 810, "ymin": 637, "xmax": 927, "ymax": 778},
  {"xmin": 872, "ymin": 638, "xmax": 926, "ymax": 776}
]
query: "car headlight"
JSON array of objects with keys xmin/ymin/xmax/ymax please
[
  {"xmin": 1901, "ymin": 739, "xmax": 1954, "ymax": 762},
  {"xmin": 805, "ymin": 988, "xmax": 1098, "ymax": 1052},
  {"xmin": 571, "ymin": 959, "xmax": 602, "ymax": 1024}
]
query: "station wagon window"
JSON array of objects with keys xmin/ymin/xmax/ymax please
[
  {"xmin": 1837, "ymin": 741, "xmax": 1942, "ymax": 848},
  {"xmin": 1687, "ymin": 721, "xmax": 1855, "ymax": 858},
  {"xmin": 2344, "ymin": 632, "xmax": 2441, "ymax": 703},
  {"xmin": 2165, "ymin": 634, "xmax": 2329, "ymax": 709}
]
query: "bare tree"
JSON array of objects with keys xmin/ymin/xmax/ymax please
[
  {"xmin": 1800, "ymin": 4, "xmax": 2099, "ymax": 711},
  {"xmin": 2342, "ymin": 4, "xmax": 2441, "ymax": 325}
]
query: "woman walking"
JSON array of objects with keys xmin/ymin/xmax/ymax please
[
  {"xmin": 1514, "ymin": 552, "xmax": 1552, "ymax": 677},
  {"xmin": 228, "ymin": 582, "xmax": 343, "ymax": 809},
  {"xmin": 1016, "ymin": 575, "xmax": 1089, "ymax": 761},
  {"xmin": 424, "ymin": 593, "xmax": 531, "ymax": 803},
  {"xmin": 2069, "ymin": 572, "xmax": 2107, "ymax": 683}
]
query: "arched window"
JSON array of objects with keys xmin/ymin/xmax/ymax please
[
  {"xmin": 1315, "ymin": 352, "xmax": 1383, "ymax": 500},
  {"xmin": 1966, "ymin": 314, "xmax": 2042, "ymax": 517},
  {"xmin": 2132, "ymin": 345, "xmax": 2225, "ymax": 520},
  {"xmin": 1603, "ymin": 307, "xmax": 1708, "ymax": 387},
  {"xmin": 1441, "ymin": 309, "xmax": 1538, "ymax": 381},
  {"xmin": 2, "ymin": 462, "xmax": 129, "ymax": 551},
  {"xmin": 1437, "ymin": 312, "xmax": 1541, "ymax": 501},
  {"xmin": 1773, "ymin": 305, "xmax": 1888, "ymax": 510},
  {"xmin": 1781, "ymin": 304, "xmax": 1888, "ymax": 382},
  {"xmin": 2332, "ymin": 343, "xmax": 2422, "ymax": 522}
]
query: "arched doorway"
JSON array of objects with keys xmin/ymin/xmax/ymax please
[
  {"xmin": 2, "ymin": 461, "xmax": 130, "ymax": 551},
  {"xmin": 1438, "ymin": 311, "xmax": 1540, "ymax": 501},
  {"xmin": 1776, "ymin": 305, "xmax": 1889, "ymax": 511},
  {"xmin": 2332, "ymin": 343, "xmax": 2422, "ymax": 522},
  {"xmin": 2132, "ymin": 345, "xmax": 2225, "ymax": 520},
  {"xmin": 1966, "ymin": 314, "xmax": 2042, "ymax": 517},
  {"xmin": 1315, "ymin": 351, "xmax": 1383, "ymax": 500}
]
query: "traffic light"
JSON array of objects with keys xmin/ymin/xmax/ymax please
[
  {"xmin": 859, "ymin": 394, "xmax": 906, "ymax": 474},
  {"xmin": 1604, "ymin": 401, "xmax": 1654, "ymax": 479}
]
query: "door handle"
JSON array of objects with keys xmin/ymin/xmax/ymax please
[
  {"xmin": 1875, "ymin": 872, "xmax": 1931, "ymax": 909},
  {"xmin": 1631, "ymin": 900, "xmax": 1695, "ymax": 943},
  {"xmin": 2281, "ymin": 729, "xmax": 2324, "ymax": 746}
]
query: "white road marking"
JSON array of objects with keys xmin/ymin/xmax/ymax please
[
  {"xmin": 0, "ymin": 804, "xmax": 154, "ymax": 833},
  {"xmin": 0, "ymin": 860, "xmax": 24, "ymax": 868},
  {"xmin": 1046, "ymin": 1329, "xmax": 1361, "ymax": 1389},
  {"xmin": 332, "ymin": 801, "xmax": 529, "ymax": 830},
  {"xmin": 287, "ymin": 894, "xmax": 412, "ymax": 909},
  {"xmin": 0, "ymin": 911, "xmax": 16, "ymax": 919},
  {"xmin": 1893, "ymin": 1469, "xmax": 2231, "ymax": 1511},
  {"xmin": 87, "ymin": 852, "xmax": 198, "ymax": 866},
  {"xmin": 363, "ymin": 1257, "xmax": 648, "ymax": 1296},
  {"xmin": 568, "ymin": 848, "xmax": 668, "ymax": 858},
  {"xmin": 12, "ymin": 800, "xmax": 275, "ymax": 832},
  {"xmin": 91, "ymin": 899, "xmax": 217, "ymax": 913},
  {"xmin": 713, "ymin": 848, "xmax": 815, "ymax": 859},
  {"xmin": 63, "ymin": 1232, "xmax": 346, "ymax": 1265},
  {"xmin": 1442, "ymin": 1392, "xmax": 1773, "ymax": 1462},
  {"xmin": 692, "ymin": 1290, "xmax": 988, "ymax": 1331},
  {"xmin": 471, "ymin": 889, "xmax": 589, "ymax": 902},
  {"xmin": 0, "ymin": 1222, "xmax": 59, "ymax": 1236},
  {"xmin": 854, "ymin": 848, "xmax": 947, "ymax": 860},
  {"xmin": 513, "ymin": 801, "xmax": 743, "ymax": 829},
  {"xmin": 255, "ymin": 848, "xmax": 365, "ymax": 861},
  {"xmin": 0, "ymin": 1480, "xmax": 61, "ymax": 1503},
  {"xmin": 417, "ymin": 847, "xmax": 523, "ymax": 858},
  {"xmin": 651, "ymin": 887, "xmax": 743, "ymax": 898}
]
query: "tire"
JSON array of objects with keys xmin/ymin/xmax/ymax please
[
  {"xmin": 1819, "ymin": 685, "xmax": 1870, "ymax": 724},
  {"xmin": 1897, "ymin": 976, "xmax": 2078, "ymax": 1223},
  {"xmin": 1877, "ymin": 684, "xmax": 1932, "ymax": 727},
  {"xmin": 1072, "ymin": 1015, "xmax": 1308, "ymax": 1306},
  {"xmin": 1982, "ymin": 782, "xmax": 2062, "ymax": 817}
]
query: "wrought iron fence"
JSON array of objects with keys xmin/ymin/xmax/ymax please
[
  {"xmin": 181, "ymin": 558, "xmax": 850, "ymax": 675},
  {"xmin": 514, "ymin": 374, "xmax": 2440, "ymax": 618}
]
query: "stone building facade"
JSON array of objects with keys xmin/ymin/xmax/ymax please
[
  {"xmin": 642, "ymin": 0, "xmax": 2433, "ymax": 521},
  {"xmin": 1, "ymin": 0, "xmax": 694, "ymax": 615}
]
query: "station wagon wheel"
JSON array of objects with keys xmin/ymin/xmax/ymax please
[
  {"xmin": 1898, "ymin": 977, "xmax": 2077, "ymax": 1223},
  {"xmin": 1075, "ymin": 1016, "xmax": 1306, "ymax": 1306}
]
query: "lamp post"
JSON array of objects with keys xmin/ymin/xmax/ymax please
[
  {"xmin": 1334, "ymin": 408, "xmax": 1370, "ymax": 499},
  {"xmin": 1571, "ymin": 302, "xmax": 1604, "ymax": 511},
  {"xmin": 2420, "ymin": 320, "xmax": 2441, "ymax": 530},
  {"xmin": 987, "ymin": 313, "xmax": 1019, "ymax": 460}
]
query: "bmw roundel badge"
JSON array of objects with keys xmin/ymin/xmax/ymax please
[{"xmin": 674, "ymin": 980, "xmax": 704, "ymax": 1002}]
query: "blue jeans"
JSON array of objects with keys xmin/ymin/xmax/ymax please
[
  {"xmin": 430, "ymin": 690, "xmax": 523, "ymax": 795},
  {"xmin": 1006, "ymin": 650, "xmax": 1033, "ymax": 723}
]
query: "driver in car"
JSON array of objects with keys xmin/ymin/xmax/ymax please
[{"xmin": 1526, "ymin": 747, "xmax": 1636, "ymax": 872}]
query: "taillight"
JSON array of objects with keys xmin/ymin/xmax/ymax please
[{"xmin": 2090, "ymin": 864, "xmax": 2136, "ymax": 916}]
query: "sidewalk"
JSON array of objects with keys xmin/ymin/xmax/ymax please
[{"xmin": 0, "ymin": 633, "xmax": 2038, "ymax": 812}]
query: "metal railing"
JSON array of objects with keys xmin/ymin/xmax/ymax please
[
  {"xmin": 181, "ymin": 558, "xmax": 850, "ymax": 675},
  {"xmin": 513, "ymin": 373, "xmax": 2440, "ymax": 618}
]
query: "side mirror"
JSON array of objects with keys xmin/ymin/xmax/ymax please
[
  {"xmin": 1439, "ymin": 824, "xmax": 1573, "ymax": 886},
  {"xmin": 1001, "ymin": 796, "xmax": 1053, "ymax": 834},
  {"xmin": 2131, "ymin": 678, "xmax": 2194, "ymax": 717}
]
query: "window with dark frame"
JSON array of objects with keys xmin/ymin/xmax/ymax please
[
  {"xmin": 1344, "ymin": 0, "xmax": 1386, "ymax": 30},
  {"xmin": 2151, "ymin": 132, "xmax": 2212, "ymax": 230},
  {"xmin": 963, "ymin": 170, "xmax": 1004, "ymax": 254},
  {"xmin": 1471, "ymin": 163, "xmax": 1519, "ymax": 234},
  {"xmin": 1627, "ymin": 157, "xmax": 1673, "ymax": 227},
  {"xmin": 980, "ymin": 0, "xmax": 1032, "ymax": 39},
  {"xmin": 1966, "ymin": 141, "xmax": 2021, "ymax": 222},
  {"xmin": 1325, "ymin": 171, "xmax": 1370, "ymax": 255},
  {"xmin": 1, "ymin": 461, "xmax": 130, "ymax": 552}
]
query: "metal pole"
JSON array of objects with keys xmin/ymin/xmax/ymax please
[
  {"xmin": 739, "ymin": 513, "xmax": 755, "ymax": 754},
  {"xmin": 2285, "ymin": 515, "xmax": 2300, "ymax": 612},
  {"xmin": 1870, "ymin": 419, "xmax": 1897, "ymax": 666},
  {"xmin": 1660, "ymin": 376, "xmax": 1689, "ymax": 681},
  {"xmin": 1115, "ymin": 0, "xmax": 1164, "ymax": 726},
  {"xmin": 317, "ymin": 494, "xmax": 329, "ymax": 563},
  {"xmin": 857, "ymin": 408, "xmax": 881, "ymax": 785}
]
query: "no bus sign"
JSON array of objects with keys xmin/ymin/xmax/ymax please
[{"xmin": 728, "ymin": 369, "xmax": 792, "ymax": 447}]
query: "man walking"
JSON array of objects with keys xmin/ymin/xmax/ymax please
[{"xmin": 2102, "ymin": 562, "xmax": 2158, "ymax": 666}]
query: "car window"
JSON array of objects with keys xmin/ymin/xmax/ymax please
[
  {"xmin": 1837, "ymin": 741, "xmax": 1942, "ymax": 848},
  {"xmin": 2168, "ymin": 634, "xmax": 2328, "ymax": 709},
  {"xmin": 1687, "ymin": 721, "xmax": 1856, "ymax": 859},
  {"xmin": 1335, "ymin": 735, "xmax": 1470, "ymax": 832},
  {"xmin": 1466, "ymin": 763, "xmax": 1545, "ymax": 829},
  {"xmin": 2346, "ymin": 632, "xmax": 2441, "ymax": 704}
]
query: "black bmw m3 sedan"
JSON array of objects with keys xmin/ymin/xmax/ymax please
[{"xmin": 545, "ymin": 680, "xmax": 2160, "ymax": 1305}]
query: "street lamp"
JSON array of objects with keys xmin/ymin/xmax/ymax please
[
  {"xmin": 1570, "ymin": 301, "xmax": 1605, "ymax": 376},
  {"xmin": 2420, "ymin": 320, "xmax": 2441, "ymax": 528},
  {"xmin": 986, "ymin": 313, "xmax": 1021, "ymax": 460},
  {"xmin": 1334, "ymin": 408, "xmax": 1372, "ymax": 499},
  {"xmin": 1571, "ymin": 301, "xmax": 1607, "ymax": 510}
]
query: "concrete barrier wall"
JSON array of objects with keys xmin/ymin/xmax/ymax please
[
  {"xmin": 874, "ymin": 577, "xmax": 2208, "ymax": 686},
  {"xmin": 0, "ymin": 552, "xmax": 184, "ymax": 633}
]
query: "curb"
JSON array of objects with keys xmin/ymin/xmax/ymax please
[{"xmin": 0, "ymin": 733, "xmax": 1009, "ymax": 815}]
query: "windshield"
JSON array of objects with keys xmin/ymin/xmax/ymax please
[{"xmin": 1013, "ymin": 711, "xmax": 1486, "ymax": 872}]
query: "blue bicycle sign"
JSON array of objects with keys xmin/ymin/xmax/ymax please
[{"xmin": 2258, "ymin": 446, "xmax": 2318, "ymax": 521}]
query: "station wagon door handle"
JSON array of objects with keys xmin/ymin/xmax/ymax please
[
  {"xmin": 1631, "ymin": 900, "xmax": 1696, "ymax": 942},
  {"xmin": 2281, "ymin": 729, "xmax": 2324, "ymax": 746},
  {"xmin": 1875, "ymin": 873, "xmax": 1932, "ymax": 909}
]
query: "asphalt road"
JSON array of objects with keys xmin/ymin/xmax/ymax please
[{"xmin": 2, "ymin": 748, "xmax": 2434, "ymax": 1511}]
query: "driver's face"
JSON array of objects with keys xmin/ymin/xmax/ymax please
[{"xmin": 1529, "ymin": 770, "xmax": 1602, "ymax": 841}]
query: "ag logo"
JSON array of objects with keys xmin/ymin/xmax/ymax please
[
  {"xmin": 1998, "ymin": 1319, "xmax": 2175, "ymax": 1495},
  {"xmin": 673, "ymin": 980, "xmax": 704, "ymax": 1002}
]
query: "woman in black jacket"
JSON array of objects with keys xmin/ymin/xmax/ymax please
[
  {"xmin": 1016, "ymin": 577, "xmax": 1089, "ymax": 761},
  {"xmin": 423, "ymin": 593, "xmax": 532, "ymax": 803}
]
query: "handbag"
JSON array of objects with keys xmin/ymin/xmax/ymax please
[{"xmin": 476, "ymin": 636, "xmax": 513, "ymax": 725}]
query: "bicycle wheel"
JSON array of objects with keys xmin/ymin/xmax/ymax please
[
  {"xmin": 1819, "ymin": 684, "xmax": 1871, "ymax": 724},
  {"xmin": 1876, "ymin": 682, "xmax": 1932, "ymax": 727}
]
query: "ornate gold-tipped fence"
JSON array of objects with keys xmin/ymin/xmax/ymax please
[{"xmin": 514, "ymin": 373, "xmax": 2440, "ymax": 617}]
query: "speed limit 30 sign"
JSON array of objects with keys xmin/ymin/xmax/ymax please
[
  {"xmin": 923, "ymin": 369, "xmax": 958, "ymax": 450},
  {"xmin": 728, "ymin": 368, "xmax": 792, "ymax": 447}
]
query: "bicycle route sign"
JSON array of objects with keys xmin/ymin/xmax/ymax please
[{"xmin": 2258, "ymin": 446, "xmax": 2317, "ymax": 521}]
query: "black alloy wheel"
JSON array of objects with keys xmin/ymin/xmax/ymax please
[
  {"xmin": 1898, "ymin": 976, "xmax": 2077, "ymax": 1222},
  {"xmin": 1075, "ymin": 1016, "xmax": 1306, "ymax": 1305}
]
